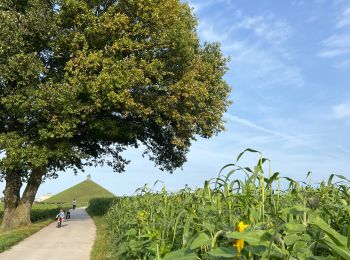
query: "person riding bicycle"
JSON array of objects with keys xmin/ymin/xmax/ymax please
[
  {"xmin": 56, "ymin": 209, "xmax": 65, "ymax": 227},
  {"xmin": 72, "ymin": 199, "xmax": 77, "ymax": 210}
]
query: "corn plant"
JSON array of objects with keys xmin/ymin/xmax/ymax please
[{"xmin": 93, "ymin": 149, "xmax": 349, "ymax": 259}]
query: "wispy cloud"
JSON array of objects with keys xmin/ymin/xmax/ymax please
[
  {"xmin": 225, "ymin": 113, "xmax": 294, "ymax": 140},
  {"xmin": 194, "ymin": 4, "xmax": 302, "ymax": 89},
  {"xmin": 226, "ymin": 113, "xmax": 350, "ymax": 157},
  {"xmin": 335, "ymin": 58, "xmax": 350, "ymax": 68},
  {"xmin": 318, "ymin": 5, "xmax": 350, "ymax": 61},
  {"xmin": 318, "ymin": 34, "xmax": 350, "ymax": 57},
  {"xmin": 336, "ymin": 6, "xmax": 350, "ymax": 28},
  {"xmin": 236, "ymin": 15, "xmax": 293, "ymax": 44},
  {"xmin": 187, "ymin": 1, "xmax": 212, "ymax": 13},
  {"xmin": 307, "ymin": 15, "xmax": 319, "ymax": 23},
  {"xmin": 197, "ymin": 20, "xmax": 229, "ymax": 42},
  {"xmin": 194, "ymin": 2, "xmax": 294, "ymax": 46},
  {"xmin": 292, "ymin": 0, "xmax": 305, "ymax": 6},
  {"xmin": 333, "ymin": 102, "xmax": 350, "ymax": 118},
  {"xmin": 223, "ymin": 42, "xmax": 304, "ymax": 88}
]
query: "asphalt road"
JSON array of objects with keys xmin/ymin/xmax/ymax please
[{"xmin": 0, "ymin": 208, "xmax": 96, "ymax": 260}]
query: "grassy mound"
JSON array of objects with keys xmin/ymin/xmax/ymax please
[{"xmin": 44, "ymin": 180, "xmax": 114, "ymax": 206}]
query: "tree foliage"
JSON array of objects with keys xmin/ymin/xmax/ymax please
[
  {"xmin": 0, "ymin": 0, "xmax": 231, "ymax": 179},
  {"xmin": 1, "ymin": 0, "xmax": 231, "ymax": 229}
]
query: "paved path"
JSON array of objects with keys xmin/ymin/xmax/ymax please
[{"xmin": 0, "ymin": 208, "xmax": 96, "ymax": 260}]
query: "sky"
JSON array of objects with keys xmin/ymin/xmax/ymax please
[{"xmin": 1, "ymin": 0, "xmax": 350, "ymax": 198}]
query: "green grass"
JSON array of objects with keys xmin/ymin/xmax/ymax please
[
  {"xmin": 86, "ymin": 197, "xmax": 117, "ymax": 260},
  {"xmin": 44, "ymin": 180, "xmax": 115, "ymax": 206},
  {"xmin": 87, "ymin": 198, "xmax": 117, "ymax": 260},
  {"xmin": 89, "ymin": 216, "xmax": 116, "ymax": 260},
  {"xmin": 0, "ymin": 203, "xmax": 67, "ymax": 253}
]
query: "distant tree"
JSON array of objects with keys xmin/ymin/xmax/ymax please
[{"xmin": 0, "ymin": 0, "xmax": 231, "ymax": 230}]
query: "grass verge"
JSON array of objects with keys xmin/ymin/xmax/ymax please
[
  {"xmin": 86, "ymin": 198, "xmax": 116, "ymax": 260},
  {"xmin": 89, "ymin": 215, "xmax": 116, "ymax": 260}
]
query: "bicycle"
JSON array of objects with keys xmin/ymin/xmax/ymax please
[{"xmin": 56, "ymin": 217, "xmax": 63, "ymax": 228}]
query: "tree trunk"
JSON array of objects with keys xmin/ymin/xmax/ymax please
[
  {"xmin": 1, "ymin": 170, "xmax": 23, "ymax": 230},
  {"xmin": 1, "ymin": 168, "xmax": 45, "ymax": 231}
]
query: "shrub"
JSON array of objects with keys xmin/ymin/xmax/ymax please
[{"xmin": 87, "ymin": 198, "xmax": 116, "ymax": 216}]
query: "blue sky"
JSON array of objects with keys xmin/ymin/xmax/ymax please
[{"xmin": 1, "ymin": 0, "xmax": 350, "ymax": 197}]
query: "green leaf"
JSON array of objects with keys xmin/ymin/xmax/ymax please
[
  {"xmin": 334, "ymin": 174, "xmax": 350, "ymax": 184},
  {"xmin": 189, "ymin": 232, "xmax": 211, "ymax": 250},
  {"xmin": 319, "ymin": 237, "xmax": 350, "ymax": 259},
  {"xmin": 207, "ymin": 247, "xmax": 238, "ymax": 258},
  {"xmin": 125, "ymin": 228, "xmax": 137, "ymax": 237},
  {"xmin": 236, "ymin": 148, "xmax": 261, "ymax": 162},
  {"xmin": 249, "ymin": 209, "xmax": 259, "ymax": 224},
  {"xmin": 261, "ymin": 245, "xmax": 287, "ymax": 259},
  {"xmin": 245, "ymin": 245, "xmax": 268, "ymax": 256},
  {"xmin": 266, "ymin": 172, "xmax": 280, "ymax": 186},
  {"xmin": 226, "ymin": 230, "xmax": 270, "ymax": 246},
  {"xmin": 284, "ymin": 233, "xmax": 301, "ymax": 246},
  {"xmin": 282, "ymin": 206, "xmax": 305, "ymax": 216},
  {"xmin": 162, "ymin": 248, "xmax": 197, "ymax": 260},
  {"xmin": 285, "ymin": 223, "xmax": 306, "ymax": 233},
  {"xmin": 310, "ymin": 217, "xmax": 347, "ymax": 247},
  {"xmin": 182, "ymin": 217, "xmax": 192, "ymax": 247},
  {"xmin": 293, "ymin": 241, "xmax": 312, "ymax": 256},
  {"xmin": 202, "ymin": 222, "xmax": 216, "ymax": 232},
  {"xmin": 172, "ymin": 210, "xmax": 188, "ymax": 246},
  {"xmin": 347, "ymin": 224, "xmax": 350, "ymax": 249}
]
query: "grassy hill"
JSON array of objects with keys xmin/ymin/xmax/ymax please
[{"xmin": 44, "ymin": 179, "xmax": 115, "ymax": 206}]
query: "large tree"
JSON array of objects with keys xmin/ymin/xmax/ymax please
[{"xmin": 0, "ymin": 0, "xmax": 231, "ymax": 230}]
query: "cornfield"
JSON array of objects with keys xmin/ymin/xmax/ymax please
[{"xmin": 89, "ymin": 149, "xmax": 350, "ymax": 259}]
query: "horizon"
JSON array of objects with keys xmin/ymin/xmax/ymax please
[{"xmin": 35, "ymin": 170, "xmax": 349, "ymax": 200}]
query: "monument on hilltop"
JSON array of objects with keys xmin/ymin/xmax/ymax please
[{"xmin": 43, "ymin": 175, "xmax": 114, "ymax": 205}]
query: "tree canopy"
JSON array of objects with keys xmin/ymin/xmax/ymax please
[
  {"xmin": 1, "ymin": 0, "xmax": 230, "ymax": 176},
  {"xmin": 0, "ymin": 0, "xmax": 231, "ymax": 229}
]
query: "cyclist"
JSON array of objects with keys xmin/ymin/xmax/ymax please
[
  {"xmin": 56, "ymin": 209, "xmax": 65, "ymax": 228},
  {"xmin": 72, "ymin": 199, "xmax": 77, "ymax": 210}
]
